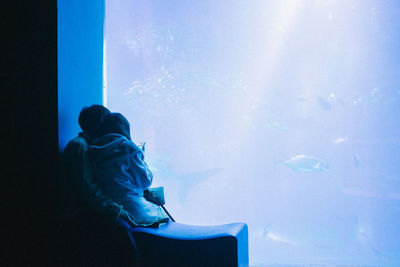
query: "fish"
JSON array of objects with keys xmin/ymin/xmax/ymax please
[
  {"xmin": 327, "ymin": 93, "xmax": 336, "ymax": 102},
  {"xmin": 353, "ymin": 153, "xmax": 360, "ymax": 167},
  {"xmin": 264, "ymin": 121, "xmax": 288, "ymax": 131},
  {"xmin": 369, "ymin": 87, "xmax": 382, "ymax": 103},
  {"xmin": 332, "ymin": 136, "xmax": 348, "ymax": 145},
  {"xmin": 353, "ymin": 97, "xmax": 363, "ymax": 105},
  {"xmin": 296, "ymin": 95, "xmax": 309, "ymax": 102},
  {"xmin": 282, "ymin": 154, "xmax": 329, "ymax": 172},
  {"xmin": 145, "ymin": 153, "xmax": 223, "ymax": 201},
  {"xmin": 318, "ymin": 96, "xmax": 332, "ymax": 110},
  {"xmin": 176, "ymin": 168, "xmax": 223, "ymax": 201},
  {"xmin": 262, "ymin": 224, "xmax": 271, "ymax": 237},
  {"xmin": 272, "ymin": 121, "xmax": 288, "ymax": 131}
]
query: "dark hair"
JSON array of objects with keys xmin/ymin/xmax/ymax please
[
  {"xmin": 100, "ymin": 112, "xmax": 131, "ymax": 140},
  {"xmin": 78, "ymin": 105, "xmax": 111, "ymax": 139}
]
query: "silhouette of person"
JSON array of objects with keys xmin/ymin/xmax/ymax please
[
  {"xmin": 60, "ymin": 105, "xmax": 135, "ymax": 225},
  {"xmin": 59, "ymin": 105, "xmax": 140, "ymax": 266},
  {"xmin": 89, "ymin": 112, "xmax": 169, "ymax": 227}
]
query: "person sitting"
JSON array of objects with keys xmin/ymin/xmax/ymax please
[
  {"xmin": 88, "ymin": 112, "xmax": 169, "ymax": 227},
  {"xmin": 59, "ymin": 105, "xmax": 140, "ymax": 266},
  {"xmin": 59, "ymin": 105, "xmax": 136, "ymax": 225}
]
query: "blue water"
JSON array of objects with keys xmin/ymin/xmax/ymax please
[{"xmin": 105, "ymin": 1, "xmax": 400, "ymax": 266}]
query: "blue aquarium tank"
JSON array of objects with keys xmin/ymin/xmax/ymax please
[{"xmin": 104, "ymin": 1, "xmax": 400, "ymax": 266}]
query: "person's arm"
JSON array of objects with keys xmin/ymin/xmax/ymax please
[{"xmin": 128, "ymin": 148, "xmax": 153, "ymax": 190}]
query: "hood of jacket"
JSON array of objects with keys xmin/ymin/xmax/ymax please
[{"xmin": 89, "ymin": 133, "xmax": 141, "ymax": 163}]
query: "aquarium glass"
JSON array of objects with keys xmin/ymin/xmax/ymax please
[{"xmin": 105, "ymin": 1, "xmax": 400, "ymax": 265}]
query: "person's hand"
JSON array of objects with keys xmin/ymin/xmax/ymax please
[
  {"xmin": 144, "ymin": 187, "xmax": 165, "ymax": 205},
  {"xmin": 143, "ymin": 189, "xmax": 159, "ymax": 205},
  {"xmin": 138, "ymin": 142, "xmax": 146, "ymax": 153}
]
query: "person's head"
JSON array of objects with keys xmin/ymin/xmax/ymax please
[
  {"xmin": 78, "ymin": 105, "xmax": 111, "ymax": 139},
  {"xmin": 100, "ymin": 112, "xmax": 131, "ymax": 140}
]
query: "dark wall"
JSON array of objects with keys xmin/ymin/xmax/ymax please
[{"xmin": 3, "ymin": 1, "xmax": 58, "ymax": 265}]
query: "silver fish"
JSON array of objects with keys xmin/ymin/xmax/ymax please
[{"xmin": 283, "ymin": 154, "xmax": 329, "ymax": 172}]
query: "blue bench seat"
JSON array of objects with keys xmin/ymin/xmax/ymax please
[{"xmin": 124, "ymin": 221, "xmax": 249, "ymax": 267}]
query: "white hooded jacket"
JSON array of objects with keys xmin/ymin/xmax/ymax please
[{"xmin": 89, "ymin": 133, "xmax": 168, "ymax": 226}]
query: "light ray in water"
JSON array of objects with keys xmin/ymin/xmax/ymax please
[{"xmin": 225, "ymin": 0, "xmax": 303, "ymax": 150}]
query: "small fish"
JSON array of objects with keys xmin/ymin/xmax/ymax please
[
  {"xmin": 353, "ymin": 153, "xmax": 360, "ymax": 167},
  {"xmin": 327, "ymin": 93, "xmax": 336, "ymax": 102},
  {"xmin": 146, "ymin": 153, "xmax": 223, "ymax": 201},
  {"xmin": 283, "ymin": 154, "xmax": 329, "ymax": 172},
  {"xmin": 332, "ymin": 136, "xmax": 348, "ymax": 145},
  {"xmin": 318, "ymin": 97, "xmax": 332, "ymax": 110},
  {"xmin": 177, "ymin": 168, "xmax": 223, "ymax": 201},
  {"xmin": 262, "ymin": 224, "xmax": 271, "ymax": 237},
  {"xmin": 272, "ymin": 121, "xmax": 288, "ymax": 131},
  {"xmin": 264, "ymin": 121, "xmax": 288, "ymax": 131},
  {"xmin": 353, "ymin": 97, "xmax": 363, "ymax": 105},
  {"xmin": 296, "ymin": 95, "xmax": 309, "ymax": 102}
]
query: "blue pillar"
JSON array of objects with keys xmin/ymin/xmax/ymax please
[{"xmin": 58, "ymin": 0, "xmax": 105, "ymax": 150}]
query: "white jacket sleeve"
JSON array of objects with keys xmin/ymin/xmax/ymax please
[{"xmin": 129, "ymin": 150, "xmax": 153, "ymax": 190}]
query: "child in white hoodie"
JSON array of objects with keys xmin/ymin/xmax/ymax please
[{"xmin": 89, "ymin": 112, "xmax": 169, "ymax": 226}]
